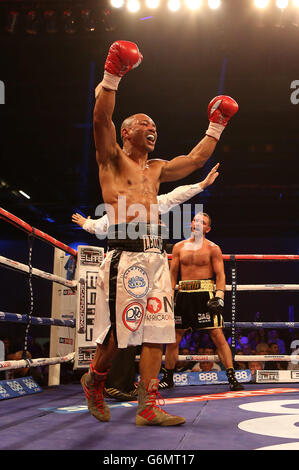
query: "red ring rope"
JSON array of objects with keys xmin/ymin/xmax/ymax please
[
  {"xmin": 0, "ymin": 207, "xmax": 77, "ymax": 257},
  {"xmin": 1, "ymin": 207, "xmax": 299, "ymax": 261}
]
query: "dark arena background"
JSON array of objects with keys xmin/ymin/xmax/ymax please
[{"xmin": 0, "ymin": 0, "xmax": 299, "ymax": 455}]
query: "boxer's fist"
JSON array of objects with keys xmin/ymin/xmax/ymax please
[
  {"xmin": 105, "ymin": 40, "xmax": 143, "ymax": 78},
  {"xmin": 206, "ymin": 297, "xmax": 224, "ymax": 315},
  {"xmin": 208, "ymin": 95, "xmax": 239, "ymax": 127}
]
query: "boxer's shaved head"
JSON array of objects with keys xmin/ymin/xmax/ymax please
[
  {"xmin": 120, "ymin": 114, "xmax": 156, "ymax": 142},
  {"xmin": 121, "ymin": 115, "xmax": 136, "ymax": 134}
]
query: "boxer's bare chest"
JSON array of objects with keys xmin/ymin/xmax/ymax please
[
  {"xmin": 99, "ymin": 153, "xmax": 163, "ymax": 222},
  {"xmin": 179, "ymin": 240, "xmax": 214, "ymax": 279}
]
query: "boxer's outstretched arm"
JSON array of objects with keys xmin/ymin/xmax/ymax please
[
  {"xmin": 93, "ymin": 87, "xmax": 118, "ymax": 165},
  {"xmin": 94, "ymin": 41, "xmax": 143, "ymax": 166},
  {"xmin": 159, "ymin": 95, "xmax": 239, "ymax": 183},
  {"xmin": 159, "ymin": 135, "xmax": 217, "ymax": 183}
]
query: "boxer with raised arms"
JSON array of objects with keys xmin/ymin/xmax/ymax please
[{"xmin": 80, "ymin": 40, "xmax": 239, "ymax": 426}]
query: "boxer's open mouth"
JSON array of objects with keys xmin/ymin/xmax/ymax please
[{"xmin": 146, "ymin": 134, "xmax": 155, "ymax": 143}]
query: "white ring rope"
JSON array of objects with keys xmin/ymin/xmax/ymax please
[
  {"xmin": 0, "ymin": 255, "xmax": 77, "ymax": 289},
  {"xmin": 232, "ymin": 355, "xmax": 299, "ymax": 362},
  {"xmin": 175, "ymin": 354, "xmax": 299, "ymax": 363},
  {"xmin": 175, "ymin": 284, "xmax": 299, "ymax": 291},
  {"xmin": 2, "ymin": 252, "xmax": 298, "ymax": 292},
  {"xmin": 0, "ymin": 352, "xmax": 75, "ymax": 371},
  {"xmin": 4, "ymin": 352, "xmax": 299, "ymax": 370},
  {"xmin": 136, "ymin": 354, "xmax": 299, "ymax": 363},
  {"xmin": 224, "ymin": 284, "xmax": 299, "ymax": 291}
]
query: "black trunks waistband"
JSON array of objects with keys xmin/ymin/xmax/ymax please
[{"xmin": 107, "ymin": 223, "xmax": 168, "ymax": 253}]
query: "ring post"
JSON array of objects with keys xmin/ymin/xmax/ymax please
[
  {"xmin": 49, "ymin": 248, "xmax": 76, "ymax": 385},
  {"xmin": 230, "ymin": 255, "xmax": 237, "ymax": 360}
]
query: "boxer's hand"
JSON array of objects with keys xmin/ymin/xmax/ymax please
[
  {"xmin": 100, "ymin": 41, "xmax": 143, "ymax": 93},
  {"xmin": 72, "ymin": 213, "xmax": 88, "ymax": 227},
  {"xmin": 206, "ymin": 297, "xmax": 224, "ymax": 315},
  {"xmin": 199, "ymin": 163, "xmax": 220, "ymax": 190},
  {"xmin": 208, "ymin": 95, "xmax": 239, "ymax": 126},
  {"xmin": 206, "ymin": 95, "xmax": 238, "ymax": 141},
  {"xmin": 105, "ymin": 40, "xmax": 143, "ymax": 77}
]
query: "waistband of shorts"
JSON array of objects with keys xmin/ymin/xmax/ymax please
[
  {"xmin": 178, "ymin": 279, "xmax": 214, "ymax": 292},
  {"xmin": 107, "ymin": 223, "xmax": 168, "ymax": 253}
]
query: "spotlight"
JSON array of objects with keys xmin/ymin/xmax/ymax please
[
  {"xmin": 208, "ymin": 0, "xmax": 221, "ymax": 9},
  {"xmin": 102, "ymin": 9, "xmax": 117, "ymax": 32},
  {"xmin": 186, "ymin": 0, "xmax": 202, "ymax": 10},
  {"xmin": 146, "ymin": 0, "xmax": 160, "ymax": 8},
  {"xmin": 168, "ymin": 0, "xmax": 181, "ymax": 11},
  {"xmin": 25, "ymin": 10, "xmax": 41, "ymax": 35},
  {"xmin": 63, "ymin": 10, "xmax": 77, "ymax": 34},
  {"xmin": 18, "ymin": 190, "xmax": 31, "ymax": 200},
  {"xmin": 276, "ymin": 0, "xmax": 288, "ymax": 8},
  {"xmin": 110, "ymin": 0, "xmax": 125, "ymax": 7},
  {"xmin": 5, "ymin": 10, "xmax": 19, "ymax": 33},
  {"xmin": 254, "ymin": 0, "xmax": 270, "ymax": 8},
  {"xmin": 44, "ymin": 10, "xmax": 58, "ymax": 34},
  {"xmin": 294, "ymin": 0, "xmax": 299, "ymax": 6},
  {"xmin": 81, "ymin": 9, "xmax": 96, "ymax": 32},
  {"xmin": 127, "ymin": 0, "xmax": 141, "ymax": 12}
]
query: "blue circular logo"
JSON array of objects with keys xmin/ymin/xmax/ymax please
[{"xmin": 123, "ymin": 265, "xmax": 149, "ymax": 298}]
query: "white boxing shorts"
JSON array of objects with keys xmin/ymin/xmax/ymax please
[{"xmin": 93, "ymin": 223, "xmax": 175, "ymax": 349}]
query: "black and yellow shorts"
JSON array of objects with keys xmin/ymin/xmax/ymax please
[{"xmin": 174, "ymin": 279, "xmax": 224, "ymax": 330}]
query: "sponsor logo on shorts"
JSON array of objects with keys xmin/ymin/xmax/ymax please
[
  {"xmin": 142, "ymin": 235, "xmax": 163, "ymax": 253},
  {"xmin": 146, "ymin": 297, "xmax": 162, "ymax": 314},
  {"xmin": 145, "ymin": 295, "xmax": 174, "ymax": 322},
  {"xmin": 123, "ymin": 302, "xmax": 144, "ymax": 332},
  {"xmin": 123, "ymin": 265, "xmax": 149, "ymax": 298},
  {"xmin": 197, "ymin": 313, "xmax": 211, "ymax": 323}
]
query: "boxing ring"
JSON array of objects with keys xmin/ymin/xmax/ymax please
[{"xmin": 1, "ymin": 206, "xmax": 299, "ymax": 452}]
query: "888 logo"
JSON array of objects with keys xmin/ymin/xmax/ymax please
[
  {"xmin": 173, "ymin": 373, "xmax": 188, "ymax": 385},
  {"xmin": 199, "ymin": 372, "xmax": 218, "ymax": 382},
  {"xmin": 235, "ymin": 370, "xmax": 249, "ymax": 381}
]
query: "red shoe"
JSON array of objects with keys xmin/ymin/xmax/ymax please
[
  {"xmin": 81, "ymin": 364, "xmax": 110, "ymax": 422},
  {"xmin": 136, "ymin": 379, "xmax": 185, "ymax": 426}
]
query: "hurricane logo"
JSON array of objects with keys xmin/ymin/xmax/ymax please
[{"xmin": 128, "ymin": 276, "xmax": 146, "ymax": 289}]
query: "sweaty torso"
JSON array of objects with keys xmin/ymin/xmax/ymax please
[
  {"xmin": 99, "ymin": 149, "xmax": 164, "ymax": 224},
  {"xmin": 178, "ymin": 238, "xmax": 217, "ymax": 280}
]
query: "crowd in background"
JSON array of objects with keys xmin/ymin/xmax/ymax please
[
  {"xmin": 176, "ymin": 327, "xmax": 299, "ymax": 377},
  {"xmin": 1, "ymin": 327, "xmax": 299, "ymax": 385}
]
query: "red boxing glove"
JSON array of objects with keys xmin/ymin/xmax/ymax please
[
  {"xmin": 206, "ymin": 95, "xmax": 239, "ymax": 141},
  {"xmin": 98, "ymin": 40, "xmax": 143, "ymax": 93},
  {"xmin": 105, "ymin": 40, "xmax": 143, "ymax": 77}
]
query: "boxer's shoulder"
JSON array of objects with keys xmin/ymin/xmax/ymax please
[
  {"xmin": 148, "ymin": 158, "xmax": 167, "ymax": 167},
  {"xmin": 172, "ymin": 239, "xmax": 185, "ymax": 252},
  {"xmin": 206, "ymin": 238, "xmax": 223, "ymax": 254},
  {"xmin": 206, "ymin": 238, "xmax": 217, "ymax": 248}
]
